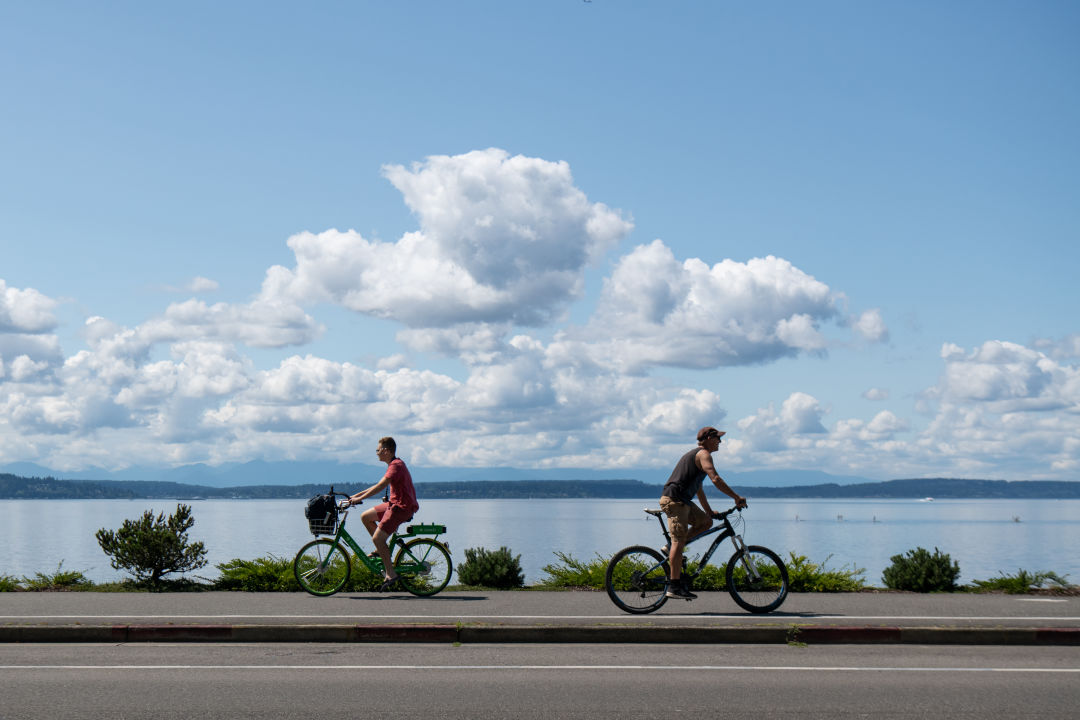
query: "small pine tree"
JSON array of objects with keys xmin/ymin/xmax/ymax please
[{"xmin": 96, "ymin": 504, "xmax": 208, "ymax": 586}]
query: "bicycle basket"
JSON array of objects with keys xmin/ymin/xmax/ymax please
[
  {"xmin": 304, "ymin": 494, "xmax": 338, "ymax": 536},
  {"xmin": 307, "ymin": 517, "xmax": 338, "ymax": 536}
]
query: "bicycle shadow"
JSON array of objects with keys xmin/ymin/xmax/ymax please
[
  {"xmin": 341, "ymin": 594, "xmax": 490, "ymax": 602},
  {"xmin": 662, "ymin": 611, "xmax": 838, "ymax": 618}
]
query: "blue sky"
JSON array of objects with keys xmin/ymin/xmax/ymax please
[{"xmin": 2, "ymin": 1, "xmax": 1078, "ymax": 480}]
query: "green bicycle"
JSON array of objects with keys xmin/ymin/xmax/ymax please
[{"xmin": 293, "ymin": 489, "xmax": 453, "ymax": 597}]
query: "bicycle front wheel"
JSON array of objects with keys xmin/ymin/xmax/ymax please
[
  {"xmin": 294, "ymin": 539, "xmax": 352, "ymax": 597},
  {"xmin": 725, "ymin": 545, "xmax": 788, "ymax": 614},
  {"xmin": 605, "ymin": 545, "xmax": 669, "ymax": 614},
  {"xmin": 394, "ymin": 538, "xmax": 453, "ymax": 597}
]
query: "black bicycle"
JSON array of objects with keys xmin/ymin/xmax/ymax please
[{"xmin": 604, "ymin": 505, "xmax": 789, "ymax": 614}]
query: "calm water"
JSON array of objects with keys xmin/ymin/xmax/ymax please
[{"xmin": 2, "ymin": 498, "xmax": 1077, "ymax": 586}]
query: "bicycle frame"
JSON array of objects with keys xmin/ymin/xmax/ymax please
[
  {"xmin": 322, "ymin": 505, "xmax": 447, "ymax": 576},
  {"xmin": 650, "ymin": 507, "xmax": 758, "ymax": 581}
]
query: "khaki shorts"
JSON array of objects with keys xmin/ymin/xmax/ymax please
[{"xmin": 659, "ymin": 496, "xmax": 711, "ymax": 543}]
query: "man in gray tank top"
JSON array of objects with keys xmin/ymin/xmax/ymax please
[{"xmin": 659, "ymin": 426, "xmax": 747, "ymax": 600}]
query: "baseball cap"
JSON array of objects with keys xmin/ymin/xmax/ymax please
[{"xmin": 697, "ymin": 426, "xmax": 726, "ymax": 442}]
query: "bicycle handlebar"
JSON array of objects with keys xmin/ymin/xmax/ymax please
[
  {"xmin": 324, "ymin": 488, "xmax": 353, "ymax": 511},
  {"xmin": 712, "ymin": 504, "xmax": 747, "ymax": 520}
]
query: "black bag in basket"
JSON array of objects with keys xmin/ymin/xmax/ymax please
[{"xmin": 305, "ymin": 493, "xmax": 337, "ymax": 527}]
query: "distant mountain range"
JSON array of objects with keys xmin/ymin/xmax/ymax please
[
  {"xmin": 0, "ymin": 460, "xmax": 875, "ymax": 489},
  {"xmin": 3, "ymin": 473, "xmax": 1078, "ymax": 500}
]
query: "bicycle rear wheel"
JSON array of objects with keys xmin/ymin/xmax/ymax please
[
  {"xmin": 605, "ymin": 545, "xmax": 669, "ymax": 614},
  {"xmin": 725, "ymin": 545, "xmax": 788, "ymax": 614},
  {"xmin": 294, "ymin": 539, "xmax": 352, "ymax": 597},
  {"xmin": 394, "ymin": 538, "xmax": 453, "ymax": 597}
]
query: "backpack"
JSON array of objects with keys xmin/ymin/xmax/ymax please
[{"xmin": 304, "ymin": 494, "xmax": 338, "ymax": 534}]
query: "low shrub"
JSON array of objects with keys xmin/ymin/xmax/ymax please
[
  {"xmin": 125, "ymin": 577, "xmax": 207, "ymax": 592},
  {"xmin": 1, "ymin": 574, "xmax": 21, "ymax": 592},
  {"xmin": 20, "ymin": 561, "xmax": 93, "ymax": 591},
  {"xmin": 215, "ymin": 556, "xmax": 299, "ymax": 592},
  {"xmin": 328, "ymin": 557, "xmax": 383, "ymax": 592},
  {"xmin": 684, "ymin": 562, "xmax": 726, "ymax": 590},
  {"xmin": 537, "ymin": 552, "xmax": 606, "ymax": 588},
  {"xmin": 785, "ymin": 553, "xmax": 866, "ymax": 592},
  {"xmin": 969, "ymin": 569, "xmax": 1071, "ymax": 594},
  {"xmin": 458, "ymin": 546, "xmax": 525, "ymax": 589},
  {"xmin": 216, "ymin": 553, "xmax": 382, "ymax": 592},
  {"xmin": 882, "ymin": 546, "xmax": 960, "ymax": 592}
]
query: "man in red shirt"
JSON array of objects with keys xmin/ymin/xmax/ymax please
[{"xmin": 346, "ymin": 436, "xmax": 420, "ymax": 591}]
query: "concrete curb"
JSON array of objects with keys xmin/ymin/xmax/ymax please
[{"xmin": 2, "ymin": 624, "xmax": 1078, "ymax": 645}]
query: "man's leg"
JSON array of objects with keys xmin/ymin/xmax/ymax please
[
  {"xmin": 685, "ymin": 504, "xmax": 713, "ymax": 544},
  {"xmin": 372, "ymin": 527, "xmax": 397, "ymax": 582},
  {"xmin": 668, "ymin": 539, "xmax": 685, "ymax": 581},
  {"xmin": 660, "ymin": 497, "xmax": 695, "ymax": 599},
  {"xmin": 672, "ymin": 504, "xmax": 712, "ymax": 599},
  {"xmin": 360, "ymin": 506, "xmax": 379, "ymax": 537}
]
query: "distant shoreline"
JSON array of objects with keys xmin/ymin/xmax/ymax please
[{"xmin": 2, "ymin": 474, "xmax": 1078, "ymax": 500}]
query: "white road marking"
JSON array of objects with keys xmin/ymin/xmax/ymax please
[
  {"xmin": 1, "ymin": 614, "xmax": 1078, "ymax": 621},
  {"xmin": 1018, "ymin": 599, "xmax": 1069, "ymax": 603},
  {"xmin": 0, "ymin": 664, "xmax": 1076, "ymax": 673}
]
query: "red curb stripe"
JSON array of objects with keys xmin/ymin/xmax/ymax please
[{"xmin": 1035, "ymin": 628, "xmax": 1080, "ymax": 645}]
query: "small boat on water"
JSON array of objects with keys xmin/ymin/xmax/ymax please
[{"xmin": 919, "ymin": 497, "xmax": 934, "ymax": 502}]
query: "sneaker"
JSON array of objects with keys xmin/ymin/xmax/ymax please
[
  {"xmin": 378, "ymin": 576, "xmax": 400, "ymax": 592},
  {"xmin": 665, "ymin": 580, "xmax": 696, "ymax": 600},
  {"xmin": 681, "ymin": 579, "xmax": 697, "ymax": 599}
]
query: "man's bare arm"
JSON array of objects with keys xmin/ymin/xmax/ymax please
[
  {"xmin": 349, "ymin": 475, "xmax": 390, "ymax": 505},
  {"xmin": 697, "ymin": 449, "xmax": 747, "ymax": 509}
]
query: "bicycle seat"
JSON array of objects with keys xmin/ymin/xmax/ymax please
[{"xmin": 644, "ymin": 508, "xmax": 663, "ymax": 517}]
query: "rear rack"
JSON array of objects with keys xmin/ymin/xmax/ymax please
[{"xmin": 406, "ymin": 523, "xmax": 445, "ymax": 535}]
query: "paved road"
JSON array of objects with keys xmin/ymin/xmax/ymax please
[
  {"xmin": 2, "ymin": 643, "xmax": 1078, "ymax": 718},
  {"xmin": 2, "ymin": 591, "xmax": 1078, "ymax": 644}
]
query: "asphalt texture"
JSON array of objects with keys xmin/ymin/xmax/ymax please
[{"xmin": 2, "ymin": 591, "xmax": 1078, "ymax": 645}]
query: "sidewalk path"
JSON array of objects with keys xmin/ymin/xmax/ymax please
[{"xmin": 2, "ymin": 591, "xmax": 1078, "ymax": 645}]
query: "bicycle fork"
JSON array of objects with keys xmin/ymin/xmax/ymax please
[{"xmin": 732, "ymin": 534, "xmax": 763, "ymax": 582}]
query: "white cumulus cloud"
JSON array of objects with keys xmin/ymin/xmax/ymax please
[
  {"xmin": 937, "ymin": 340, "xmax": 1074, "ymax": 411},
  {"xmin": 144, "ymin": 298, "xmax": 324, "ymax": 349},
  {"xmin": 580, "ymin": 241, "xmax": 842, "ymax": 371},
  {"xmin": 852, "ymin": 308, "xmax": 889, "ymax": 342},
  {"xmin": 260, "ymin": 148, "xmax": 633, "ymax": 333},
  {"xmin": 0, "ymin": 280, "xmax": 58, "ymax": 334}
]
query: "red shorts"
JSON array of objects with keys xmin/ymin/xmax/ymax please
[{"xmin": 374, "ymin": 502, "xmax": 414, "ymax": 534}]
